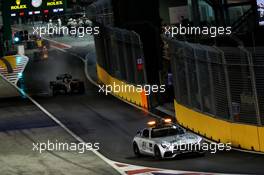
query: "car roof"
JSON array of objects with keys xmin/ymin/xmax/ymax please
[{"xmin": 147, "ymin": 124, "xmax": 179, "ymax": 130}]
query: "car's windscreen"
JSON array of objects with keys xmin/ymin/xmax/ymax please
[{"xmin": 151, "ymin": 127, "xmax": 184, "ymax": 138}]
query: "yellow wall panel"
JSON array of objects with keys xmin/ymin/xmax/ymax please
[
  {"xmin": 231, "ymin": 124, "xmax": 260, "ymax": 151},
  {"xmin": 258, "ymin": 127, "xmax": 264, "ymax": 152},
  {"xmin": 175, "ymin": 101, "xmax": 231, "ymax": 143},
  {"xmin": 97, "ymin": 64, "xmax": 148, "ymax": 109},
  {"xmin": 0, "ymin": 60, "xmax": 6, "ymax": 70},
  {"xmin": 4, "ymin": 56, "xmax": 17, "ymax": 69},
  {"xmin": 175, "ymin": 100, "xmax": 264, "ymax": 152},
  {"xmin": 0, "ymin": 55, "xmax": 18, "ymax": 71}
]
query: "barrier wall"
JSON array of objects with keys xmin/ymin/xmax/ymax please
[
  {"xmin": 259, "ymin": 127, "xmax": 264, "ymax": 152},
  {"xmin": 175, "ymin": 101, "xmax": 264, "ymax": 152},
  {"xmin": 97, "ymin": 64, "xmax": 148, "ymax": 109},
  {"xmin": 0, "ymin": 55, "xmax": 29, "ymax": 98}
]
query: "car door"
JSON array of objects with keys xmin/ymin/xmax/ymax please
[
  {"xmin": 138, "ymin": 129, "xmax": 152, "ymax": 155},
  {"xmin": 148, "ymin": 131, "xmax": 156, "ymax": 154}
]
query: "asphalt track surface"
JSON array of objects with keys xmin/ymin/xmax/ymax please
[
  {"xmin": 0, "ymin": 98, "xmax": 57, "ymax": 132},
  {"xmin": 22, "ymin": 48, "xmax": 264, "ymax": 174},
  {"xmin": 0, "ymin": 98, "xmax": 118, "ymax": 175}
]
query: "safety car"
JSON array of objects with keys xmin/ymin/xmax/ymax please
[{"xmin": 133, "ymin": 119, "xmax": 205, "ymax": 159}]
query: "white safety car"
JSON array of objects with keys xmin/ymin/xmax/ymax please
[{"xmin": 133, "ymin": 119, "xmax": 205, "ymax": 159}]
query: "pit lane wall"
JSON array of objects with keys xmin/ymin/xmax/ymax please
[
  {"xmin": 0, "ymin": 55, "xmax": 29, "ymax": 98},
  {"xmin": 97, "ymin": 64, "xmax": 148, "ymax": 109}
]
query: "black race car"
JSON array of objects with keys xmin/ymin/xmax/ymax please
[{"xmin": 50, "ymin": 74, "xmax": 85, "ymax": 96}]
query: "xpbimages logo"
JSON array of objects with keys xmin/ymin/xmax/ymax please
[
  {"xmin": 32, "ymin": 25, "xmax": 100, "ymax": 37},
  {"xmin": 172, "ymin": 142, "xmax": 232, "ymax": 154},
  {"xmin": 32, "ymin": 140, "xmax": 100, "ymax": 154},
  {"xmin": 98, "ymin": 82, "xmax": 166, "ymax": 96},
  {"xmin": 164, "ymin": 24, "xmax": 232, "ymax": 38}
]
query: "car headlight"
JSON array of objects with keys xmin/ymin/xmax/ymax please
[{"xmin": 161, "ymin": 141, "xmax": 171, "ymax": 149}]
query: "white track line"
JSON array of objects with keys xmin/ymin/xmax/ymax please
[{"xmin": 43, "ymin": 37, "xmax": 72, "ymax": 49}]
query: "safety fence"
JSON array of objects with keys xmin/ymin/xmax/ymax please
[
  {"xmin": 94, "ymin": 24, "xmax": 148, "ymax": 108},
  {"xmin": 90, "ymin": 0, "xmax": 114, "ymax": 26},
  {"xmin": 95, "ymin": 24, "xmax": 146, "ymax": 85},
  {"xmin": 167, "ymin": 39, "xmax": 264, "ymax": 151},
  {"xmin": 167, "ymin": 39, "xmax": 263, "ymax": 126}
]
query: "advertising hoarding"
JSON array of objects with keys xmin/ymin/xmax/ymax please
[{"xmin": 9, "ymin": 0, "xmax": 66, "ymax": 17}]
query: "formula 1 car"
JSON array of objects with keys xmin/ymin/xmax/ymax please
[
  {"xmin": 50, "ymin": 74, "xmax": 85, "ymax": 96},
  {"xmin": 133, "ymin": 119, "xmax": 205, "ymax": 159}
]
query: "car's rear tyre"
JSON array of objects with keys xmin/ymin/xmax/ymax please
[
  {"xmin": 133, "ymin": 143, "xmax": 141, "ymax": 157},
  {"xmin": 154, "ymin": 146, "xmax": 162, "ymax": 160}
]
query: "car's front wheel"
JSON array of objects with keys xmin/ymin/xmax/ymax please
[
  {"xmin": 154, "ymin": 146, "xmax": 162, "ymax": 160},
  {"xmin": 133, "ymin": 142, "xmax": 141, "ymax": 157}
]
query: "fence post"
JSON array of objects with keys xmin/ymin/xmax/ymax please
[
  {"xmin": 135, "ymin": 32, "xmax": 148, "ymax": 85},
  {"xmin": 214, "ymin": 46, "xmax": 233, "ymax": 121},
  {"xmin": 102, "ymin": 26, "xmax": 111, "ymax": 73},
  {"xmin": 185, "ymin": 42, "xmax": 203, "ymax": 111},
  {"xmin": 129, "ymin": 32, "xmax": 139, "ymax": 84},
  {"xmin": 120, "ymin": 31, "xmax": 131, "ymax": 82},
  {"xmin": 183, "ymin": 47, "xmax": 192, "ymax": 107},
  {"xmin": 240, "ymin": 46, "xmax": 262, "ymax": 126},
  {"xmin": 206, "ymin": 50, "xmax": 217, "ymax": 116}
]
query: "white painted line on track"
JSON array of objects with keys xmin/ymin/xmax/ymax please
[
  {"xmin": 50, "ymin": 45, "xmax": 67, "ymax": 53},
  {"xmin": 43, "ymin": 37, "xmax": 72, "ymax": 49}
]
